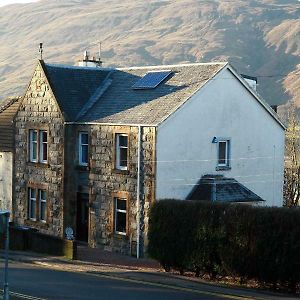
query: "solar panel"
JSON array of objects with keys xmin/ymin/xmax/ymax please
[{"xmin": 132, "ymin": 71, "xmax": 172, "ymax": 89}]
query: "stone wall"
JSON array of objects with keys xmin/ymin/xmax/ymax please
[
  {"xmin": 88, "ymin": 125, "xmax": 156, "ymax": 255},
  {"xmin": 14, "ymin": 62, "xmax": 65, "ymax": 237},
  {"xmin": 12, "ymin": 62, "xmax": 157, "ymax": 254}
]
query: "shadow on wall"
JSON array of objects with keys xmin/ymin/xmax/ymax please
[{"xmin": 0, "ymin": 225, "xmax": 76, "ymax": 260}]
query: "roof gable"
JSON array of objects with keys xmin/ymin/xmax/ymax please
[{"xmin": 226, "ymin": 65, "xmax": 285, "ymax": 130}]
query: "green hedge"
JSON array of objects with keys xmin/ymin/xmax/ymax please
[{"xmin": 148, "ymin": 200, "xmax": 300, "ymax": 292}]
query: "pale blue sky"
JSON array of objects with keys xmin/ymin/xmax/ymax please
[{"xmin": 0, "ymin": 0, "xmax": 39, "ymax": 7}]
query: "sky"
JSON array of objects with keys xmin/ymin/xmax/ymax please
[{"xmin": 0, "ymin": 0, "xmax": 39, "ymax": 7}]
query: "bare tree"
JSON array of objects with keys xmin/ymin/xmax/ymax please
[{"xmin": 284, "ymin": 104, "xmax": 300, "ymax": 206}]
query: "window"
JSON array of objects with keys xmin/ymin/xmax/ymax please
[
  {"xmin": 39, "ymin": 131, "xmax": 48, "ymax": 163},
  {"xmin": 218, "ymin": 139, "xmax": 230, "ymax": 168},
  {"xmin": 28, "ymin": 187, "xmax": 47, "ymax": 222},
  {"xmin": 29, "ymin": 130, "xmax": 38, "ymax": 162},
  {"xmin": 116, "ymin": 134, "xmax": 128, "ymax": 170},
  {"xmin": 79, "ymin": 132, "xmax": 89, "ymax": 166},
  {"xmin": 28, "ymin": 188, "xmax": 37, "ymax": 220},
  {"xmin": 39, "ymin": 190, "xmax": 47, "ymax": 222},
  {"xmin": 114, "ymin": 197, "xmax": 127, "ymax": 235},
  {"xmin": 29, "ymin": 129, "xmax": 48, "ymax": 163}
]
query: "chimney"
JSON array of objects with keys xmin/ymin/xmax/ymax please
[
  {"xmin": 241, "ymin": 74, "xmax": 257, "ymax": 91},
  {"xmin": 271, "ymin": 105, "xmax": 278, "ymax": 113},
  {"xmin": 78, "ymin": 49, "xmax": 102, "ymax": 68}
]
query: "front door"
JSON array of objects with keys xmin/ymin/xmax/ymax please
[{"xmin": 76, "ymin": 193, "xmax": 89, "ymax": 242}]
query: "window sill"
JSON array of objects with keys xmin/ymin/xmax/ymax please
[
  {"xmin": 112, "ymin": 169, "xmax": 129, "ymax": 175},
  {"xmin": 27, "ymin": 162, "xmax": 50, "ymax": 168},
  {"xmin": 216, "ymin": 166, "xmax": 231, "ymax": 171},
  {"xmin": 113, "ymin": 232, "xmax": 129, "ymax": 239},
  {"xmin": 76, "ymin": 165, "xmax": 90, "ymax": 172},
  {"xmin": 24, "ymin": 219, "xmax": 49, "ymax": 230}
]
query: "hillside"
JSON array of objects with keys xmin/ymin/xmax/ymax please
[{"xmin": 0, "ymin": 0, "xmax": 299, "ymax": 107}]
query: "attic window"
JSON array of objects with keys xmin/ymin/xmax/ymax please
[{"xmin": 132, "ymin": 71, "xmax": 172, "ymax": 89}]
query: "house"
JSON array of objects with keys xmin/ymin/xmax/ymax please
[
  {"xmin": 11, "ymin": 59, "xmax": 285, "ymax": 256},
  {"xmin": 0, "ymin": 97, "xmax": 21, "ymax": 216}
]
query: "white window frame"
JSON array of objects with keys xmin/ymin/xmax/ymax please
[
  {"xmin": 218, "ymin": 139, "xmax": 230, "ymax": 167},
  {"xmin": 116, "ymin": 134, "xmax": 128, "ymax": 171},
  {"xmin": 28, "ymin": 188, "xmax": 37, "ymax": 221},
  {"xmin": 79, "ymin": 132, "xmax": 89, "ymax": 166},
  {"xmin": 39, "ymin": 130, "xmax": 48, "ymax": 164},
  {"xmin": 114, "ymin": 197, "xmax": 127, "ymax": 235},
  {"xmin": 39, "ymin": 189, "xmax": 47, "ymax": 223},
  {"xmin": 29, "ymin": 130, "xmax": 38, "ymax": 163}
]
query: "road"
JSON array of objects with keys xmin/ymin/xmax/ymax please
[{"xmin": 0, "ymin": 261, "xmax": 241, "ymax": 300}]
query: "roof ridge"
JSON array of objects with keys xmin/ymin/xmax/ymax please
[
  {"xmin": 118, "ymin": 62, "xmax": 228, "ymax": 71},
  {"xmin": 45, "ymin": 63, "xmax": 114, "ymax": 72}
]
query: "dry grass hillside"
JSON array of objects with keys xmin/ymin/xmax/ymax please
[{"xmin": 0, "ymin": 0, "xmax": 299, "ymax": 107}]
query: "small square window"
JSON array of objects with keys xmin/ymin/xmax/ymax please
[
  {"xmin": 116, "ymin": 134, "xmax": 128, "ymax": 170},
  {"xmin": 114, "ymin": 197, "xmax": 127, "ymax": 235}
]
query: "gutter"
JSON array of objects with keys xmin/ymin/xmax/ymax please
[{"xmin": 64, "ymin": 121, "xmax": 157, "ymax": 127}]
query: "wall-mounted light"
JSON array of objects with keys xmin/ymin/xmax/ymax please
[{"xmin": 212, "ymin": 136, "xmax": 218, "ymax": 143}]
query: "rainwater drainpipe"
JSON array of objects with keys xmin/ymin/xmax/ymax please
[{"xmin": 136, "ymin": 125, "xmax": 142, "ymax": 259}]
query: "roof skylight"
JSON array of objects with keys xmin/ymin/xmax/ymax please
[{"xmin": 132, "ymin": 71, "xmax": 172, "ymax": 89}]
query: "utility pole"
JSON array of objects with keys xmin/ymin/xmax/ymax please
[{"xmin": 0, "ymin": 211, "xmax": 10, "ymax": 300}]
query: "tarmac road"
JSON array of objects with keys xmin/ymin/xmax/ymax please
[{"xmin": 0, "ymin": 260, "xmax": 242, "ymax": 300}]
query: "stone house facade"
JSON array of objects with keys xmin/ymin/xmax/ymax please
[{"xmin": 11, "ymin": 59, "xmax": 285, "ymax": 256}]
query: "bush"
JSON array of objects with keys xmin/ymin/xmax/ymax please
[{"xmin": 148, "ymin": 200, "xmax": 300, "ymax": 292}]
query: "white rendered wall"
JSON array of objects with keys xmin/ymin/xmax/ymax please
[
  {"xmin": 0, "ymin": 152, "xmax": 13, "ymax": 212},
  {"xmin": 156, "ymin": 68, "xmax": 285, "ymax": 206}
]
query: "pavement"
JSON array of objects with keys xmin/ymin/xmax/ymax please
[{"xmin": 0, "ymin": 246, "xmax": 298, "ymax": 300}]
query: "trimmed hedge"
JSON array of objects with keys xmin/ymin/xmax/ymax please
[{"xmin": 148, "ymin": 200, "xmax": 300, "ymax": 292}]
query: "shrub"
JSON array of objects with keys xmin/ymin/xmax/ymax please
[{"xmin": 148, "ymin": 200, "xmax": 300, "ymax": 292}]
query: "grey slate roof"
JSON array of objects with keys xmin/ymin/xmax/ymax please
[
  {"xmin": 79, "ymin": 63, "xmax": 226, "ymax": 125},
  {"xmin": 42, "ymin": 62, "xmax": 111, "ymax": 121},
  {"xmin": 39, "ymin": 61, "xmax": 284, "ymax": 128},
  {"xmin": 187, "ymin": 175, "xmax": 264, "ymax": 203},
  {"xmin": 0, "ymin": 97, "xmax": 21, "ymax": 152}
]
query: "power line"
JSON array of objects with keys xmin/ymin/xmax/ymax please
[
  {"xmin": 160, "ymin": 172, "xmax": 283, "ymax": 183},
  {"xmin": 142, "ymin": 155, "xmax": 283, "ymax": 163},
  {"xmin": 159, "ymin": 179, "xmax": 283, "ymax": 186}
]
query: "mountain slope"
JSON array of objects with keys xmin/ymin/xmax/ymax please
[{"xmin": 0, "ymin": 0, "xmax": 299, "ymax": 106}]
